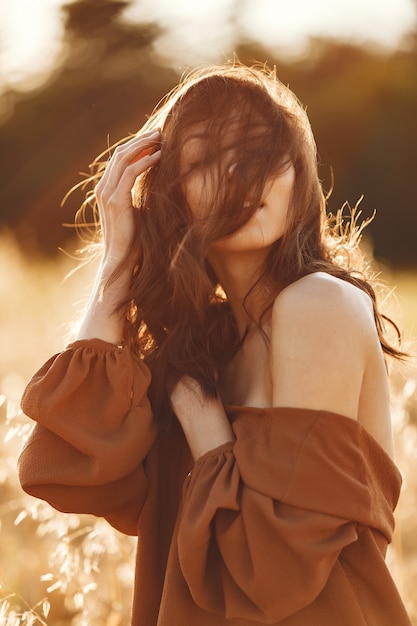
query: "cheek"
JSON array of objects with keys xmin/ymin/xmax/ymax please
[
  {"xmin": 183, "ymin": 172, "xmax": 214, "ymax": 217},
  {"xmin": 268, "ymin": 168, "xmax": 295, "ymax": 214},
  {"xmin": 183, "ymin": 177, "xmax": 200, "ymax": 210}
]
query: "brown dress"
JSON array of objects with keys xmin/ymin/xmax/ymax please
[{"xmin": 18, "ymin": 339, "xmax": 412, "ymax": 626}]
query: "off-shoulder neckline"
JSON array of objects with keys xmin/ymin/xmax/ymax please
[
  {"xmin": 225, "ymin": 404, "xmax": 397, "ymax": 467},
  {"xmin": 226, "ymin": 404, "xmax": 355, "ymax": 423}
]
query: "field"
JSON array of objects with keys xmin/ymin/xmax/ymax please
[{"xmin": 0, "ymin": 232, "xmax": 416, "ymax": 624}]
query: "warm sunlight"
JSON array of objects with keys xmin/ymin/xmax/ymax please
[
  {"xmin": 1, "ymin": 2, "xmax": 416, "ymax": 623},
  {"xmin": 1, "ymin": 0, "xmax": 416, "ymax": 89}
]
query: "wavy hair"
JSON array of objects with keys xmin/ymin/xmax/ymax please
[{"xmin": 74, "ymin": 62, "xmax": 405, "ymax": 425}]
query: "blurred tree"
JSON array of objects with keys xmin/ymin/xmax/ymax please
[
  {"xmin": 0, "ymin": 2, "xmax": 416, "ymax": 266},
  {"xmin": 0, "ymin": 0, "xmax": 178, "ymax": 254},
  {"xmin": 236, "ymin": 38, "xmax": 417, "ymax": 266},
  {"xmin": 289, "ymin": 41, "xmax": 417, "ymax": 267}
]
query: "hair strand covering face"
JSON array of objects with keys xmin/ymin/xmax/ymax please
[{"xmin": 75, "ymin": 61, "xmax": 406, "ymax": 428}]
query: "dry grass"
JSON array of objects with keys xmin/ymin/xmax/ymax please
[{"xmin": 0, "ymin": 231, "xmax": 416, "ymax": 624}]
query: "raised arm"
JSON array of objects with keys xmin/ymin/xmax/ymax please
[
  {"xmin": 76, "ymin": 128, "xmax": 161, "ymax": 344},
  {"xmin": 18, "ymin": 130, "xmax": 161, "ymax": 534}
]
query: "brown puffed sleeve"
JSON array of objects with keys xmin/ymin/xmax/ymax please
[
  {"xmin": 18, "ymin": 339, "xmax": 157, "ymax": 535},
  {"xmin": 177, "ymin": 407, "xmax": 400, "ymax": 623}
]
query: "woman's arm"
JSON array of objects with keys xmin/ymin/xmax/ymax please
[
  {"xmin": 18, "ymin": 339, "xmax": 157, "ymax": 535},
  {"xmin": 271, "ymin": 272, "xmax": 373, "ymax": 418},
  {"xmin": 76, "ymin": 129, "xmax": 161, "ymax": 345},
  {"xmin": 270, "ymin": 271, "xmax": 394, "ymax": 456},
  {"xmin": 18, "ymin": 130, "xmax": 162, "ymax": 533},
  {"xmin": 170, "ymin": 377, "xmax": 234, "ymax": 461}
]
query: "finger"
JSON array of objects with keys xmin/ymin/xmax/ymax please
[
  {"xmin": 108, "ymin": 131, "xmax": 161, "ymax": 182},
  {"xmin": 129, "ymin": 146, "xmax": 154, "ymax": 165},
  {"xmin": 126, "ymin": 129, "xmax": 161, "ymax": 164},
  {"xmin": 115, "ymin": 149, "xmax": 161, "ymax": 204},
  {"xmin": 128, "ymin": 148, "xmax": 161, "ymax": 170},
  {"xmin": 102, "ymin": 129, "xmax": 160, "ymax": 175},
  {"xmin": 99, "ymin": 149, "xmax": 161, "ymax": 218},
  {"xmin": 96, "ymin": 131, "xmax": 160, "ymax": 197}
]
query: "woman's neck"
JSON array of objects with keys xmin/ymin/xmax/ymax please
[{"xmin": 208, "ymin": 249, "xmax": 273, "ymax": 337}]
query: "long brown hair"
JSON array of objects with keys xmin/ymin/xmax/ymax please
[{"xmin": 76, "ymin": 62, "xmax": 405, "ymax": 425}]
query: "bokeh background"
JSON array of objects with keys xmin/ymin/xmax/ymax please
[{"xmin": 0, "ymin": 1, "xmax": 416, "ymax": 624}]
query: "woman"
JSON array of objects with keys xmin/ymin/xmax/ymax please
[{"xmin": 18, "ymin": 63, "xmax": 411, "ymax": 625}]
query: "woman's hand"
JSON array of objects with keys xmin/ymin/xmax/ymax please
[
  {"xmin": 170, "ymin": 377, "xmax": 235, "ymax": 461},
  {"xmin": 95, "ymin": 128, "xmax": 161, "ymax": 266},
  {"xmin": 75, "ymin": 129, "xmax": 161, "ymax": 345}
]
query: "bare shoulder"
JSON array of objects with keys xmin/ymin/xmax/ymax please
[
  {"xmin": 271, "ymin": 272, "xmax": 382, "ymax": 420},
  {"xmin": 272, "ymin": 272, "xmax": 375, "ymax": 328}
]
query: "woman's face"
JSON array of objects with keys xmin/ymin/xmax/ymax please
[
  {"xmin": 210, "ymin": 164, "xmax": 295, "ymax": 254},
  {"xmin": 180, "ymin": 124, "xmax": 295, "ymax": 254}
]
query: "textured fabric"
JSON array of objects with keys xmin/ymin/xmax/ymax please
[{"xmin": 18, "ymin": 339, "xmax": 412, "ymax": 625}]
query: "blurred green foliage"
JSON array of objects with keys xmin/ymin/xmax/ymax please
[{"xmin": 0, "ymin": 0, "xmax": 416, "ymax": 266}]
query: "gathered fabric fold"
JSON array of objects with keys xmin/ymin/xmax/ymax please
[
  {"xmin": 18, "ymin": 339, "xmax": 157, "ymax": 534},
  {"xmin": 18, "ymin": 343, "xmax": 410, "ymax": 624},
  {"xmin": 177, "ymin": 407, "xmax": 401, "ymax": 623}
]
